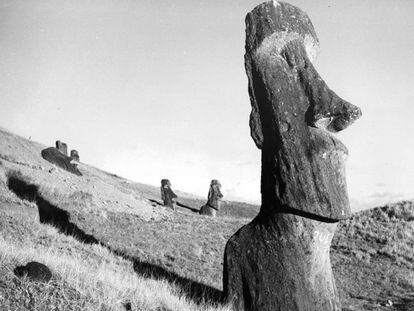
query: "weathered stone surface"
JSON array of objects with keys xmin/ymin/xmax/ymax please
[
  {"xmin": 224, "ymin": 213, "xmax": 339, "ymax": 311},
  {"xmin": 41, "ymin": 147, "xmax": 82, "ymax": 176},
  {"xmin": 55, "ymin": 140, "xmax": 68, "ymax": 156},
  {"xmin": 14, "ymin": 261, "xmax": 52, "ymax": 282},
  {"xmin": 70, "ymin": 149, "xmax": 80, "ymax": 162},
  {"xmin": 223, "ymin": 2, "xmax": 361, "ymax": 311},
  {"xmin": 199, "ymin": 180, "xmax": 223, "ymax": 217},
  {"xmin": 160, "ymin": 179, "xmax": 177, "ymax": 209},
  {"xmin": 244, "ymin": 1, "xmax": 361, "ymax": 220}
]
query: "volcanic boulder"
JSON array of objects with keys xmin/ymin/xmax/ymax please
[
  {"xmin": 41, "ymin": 147, "xmax": 82, "ymax": 176},
  {"xmin": 14, "ymin": 261, "xmax": 52, "ymax": 283},
  {"xmin": 223, "ymin": 2, "xmax": 361, "ymax": 311}
]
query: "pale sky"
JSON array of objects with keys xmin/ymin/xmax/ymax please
[{"xmin": 1, "ymin": 0, "xmax": 413, "ymax": 210}]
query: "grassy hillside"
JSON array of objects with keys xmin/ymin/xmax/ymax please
[{"xmin": 0, "ymin": 128, "xmax": 413, "ymax": 311}]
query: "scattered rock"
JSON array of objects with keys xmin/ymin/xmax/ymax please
[
  {"xmin": 160, "ymin": 179, "xmax": 177, "ymax": 210},
  {"xmin": 41, "ymin": 147, "xmax": 82, "ymax": 176},
  {"xmin": 55, "ymin": 140, "xmax": 68, "ymax": 156},
  {"xmin": 223, "ymin": 2, "xmax": 361, "ymax": 311},
  {"xmin": 124, "ymin": 302, "xmax": 132, "ymax": 311},
  {"xmin": 199, "ymin": 180, "xmax": 223, "ymax": 217},
  {"xmin": 14, "ymin": 261, "xmax": 52, "ymax": 282}
]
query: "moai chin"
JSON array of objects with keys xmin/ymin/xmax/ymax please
[
  {"xmin": 160, "ymin": 179, "xmax": 177, "ymax": 210},
  {"xmin": 55, "ymin": 140, "xmax": 68, "ymax": 156},
  {"xmin": 223, "ymin": 2, "xmax": 361, "ymax": 311},
  {"xmin": 199, "ymin": 179, "xmax": 224, "ymax": 217}
]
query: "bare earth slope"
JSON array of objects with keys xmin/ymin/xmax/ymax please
[{"xmin": 0, "ymin": 128, "xmax": 413, "ymax": 311}]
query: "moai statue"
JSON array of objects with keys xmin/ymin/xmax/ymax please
[
  {"xmin": 199, "ymin": 179, "xmax": 224, "ymax": 217},
  {"xmin": 41, "ymin": 147, "xmax": 82, "ymax": 176},
  {"xmin": 223, "ymin": 2, "xmax": 362, "ymax": 311},
  {"xmin": 70, "ymin": 150, "xmax": 80, "ymax": 162},
  {"xmin": 160, "ymin": 179, "xmax": 177, "ymax": 210},
  {"xmin": 55, "ymin": 140, "xmax": 68, "ymax": 156}
]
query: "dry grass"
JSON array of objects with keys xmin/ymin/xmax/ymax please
[
  {"xmin": 1, "ymin": 127, "xmax": 414, "ymax": 311},
  {"xmin": 332, "ymin": 201, "xmax": 414, "ymax": 310},
  {"xmin": 0, "ymin": 213, "xmax": 232, "ymax": 311}
]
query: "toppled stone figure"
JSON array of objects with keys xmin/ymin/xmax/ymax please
[
  {"xmin": 14, "ymin": 261, "xmax": 52, "ymax": 283},
  {"xmin": 160, "ymin": 179, "xmax": 177, "ymax": 210},
  {"xmin": 199, "ymin": 179, "xmax": 223, "ymax": 217},
  {"xmin": 41, "ymin": 147, "xmax": 82, "ymax": 176},
  {"xmin": 223, "ymin": 2, "xmax": 362, "ymax": 311},
  {"xmin": 55, "ymin": 140, "xmax": 68, "ymax": 156},
  {"xmin": 70, "ymin": 150, "xmax": 80, "ymax": 162}
]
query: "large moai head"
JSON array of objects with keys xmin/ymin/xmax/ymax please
[
  {"xmin": 245, "ymin": 1, "xmax": 361, "ymax": 220},
  {"xmin": 210, "ymin": 179, "xmax": 221, "ymax": 191},
  {"xmin": 55, "ymin": 140, "xmax": 68, "ymax": 156},
  {"xmin": 161, "ymin": 179, "xmax": 171, "ymax": 188},
  {"xmin": 208, "ymin": 179, "xmax": 223, "ymax": 201},
  {"xmin": 70, "ymin": 150, "xmax": 80, "ymax": 162}
]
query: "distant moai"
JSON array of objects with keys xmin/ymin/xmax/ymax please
[
  {"xmin": 41, "ymin": 147, "xmax": 82, "ymax": 176},
  {"xmin": 55, "ymin": 140, "xmax": 68, "ymax": 156},
  {"xmin": 160, "ymin": 179, "xmax": 177, "ymax": 210},
  {"xmin": 70, "ymin": 150, "xmax": 80, "ymax": 162},
  {"xmin": 199, "ymin": 179, "xmax": 223, "ymax": 217},
  {"xmin": 223, "ymin": 2, "xmax": 362, "ymax": 311}
]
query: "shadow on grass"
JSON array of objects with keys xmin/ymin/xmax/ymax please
[
  {"xmin": 7, "ymin": 175, "xmax": 98, "ymax": 244},
  {"xmin": 7, "ymin": 172, "xmax": 224, "ymax": 305},
  {"xmin": 148, "ymin": 198, "xmax": 163, "ymax": 206},
  {"xmin": 113, "ymin": 249, "xmax": 224, "ymax": 305},
  {"xmin": 148, "ymin": 198, "xmax": 200, "ymax": 214},
  {"xmin": 176, "ymin": 201, "xmax": 200, "ymax": 213}
]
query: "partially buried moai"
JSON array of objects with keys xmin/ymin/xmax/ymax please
[
  {"xmin": 70, "ymin": 150, "xmax": 80, "ymax": 162},
  {"xmin": 199, "ymin": 179, "xmax": 223, "ymax": 217},
  {"xmin": 160, "ymin": 179, "xmax": 177, "ymax": 210},
  {"xmin": 223, "ymin": 2, "xmax": 361, "ymax": 311},
  {"xmin": 55, "ymin": 140, "xmax": 68, "ymax": 156}
]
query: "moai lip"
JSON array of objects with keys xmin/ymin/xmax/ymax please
[{"xmin": 245, "ymin": 1, "xmax": 361, "ymax": 220}]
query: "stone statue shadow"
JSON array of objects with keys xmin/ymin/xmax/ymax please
[
  {"xmin": 7, "ymin": 175, "xmax": 98, "ymax": 244},
  {"xmin": 147, "ymin": 197, "xmax": 200, "ymax": 213},
  {"xmin": 133, "ymin": 260, "xmax": 223, "ymax": 304},
  {"xmin": 7, "ymin": 173, "xmax": 223, "ymax": 305},
  {"xmin": 111, "ymin": 250, "xmax": 224, "ymax": 305}
]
